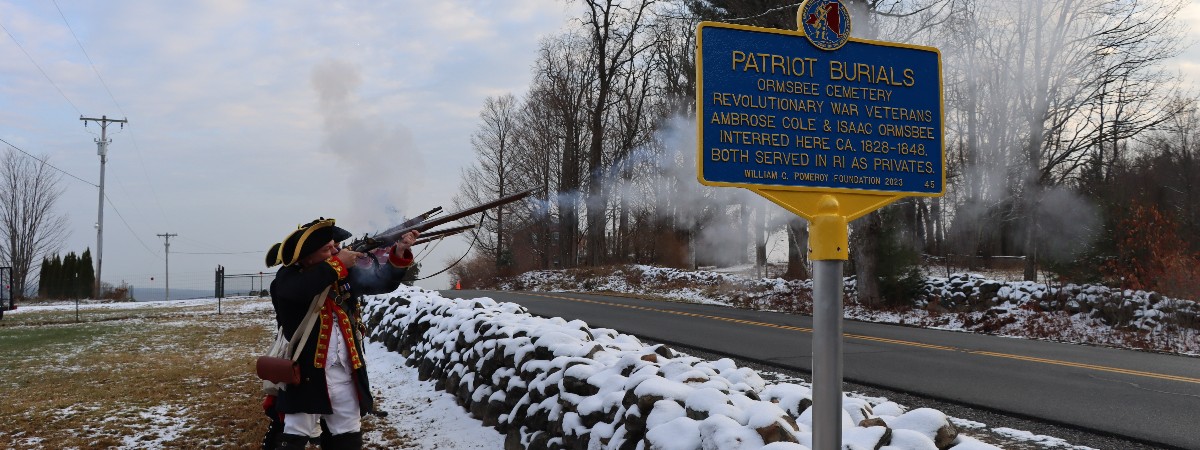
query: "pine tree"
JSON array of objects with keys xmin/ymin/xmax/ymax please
[
  {"xmin": 79, "ymin": 249, "xmax": 95, "ymax": 299},
  {"xmin": 37, "ymin": 257, "xmax": 50, "ymax": 298},
  {"xmin": 63, "ymin": 252, "xmax": 78, "ymax": 300},
  {"xmin": 47, "ymin": 255, "xmax": 62, "ymax": 299}
]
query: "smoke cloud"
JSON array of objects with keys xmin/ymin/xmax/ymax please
[
  {"xmin": 311, "ymin": 59, "xmax": 422, "ymax": 232},
  {"xmin": 605, "ymin": 114, "xmax": 789, "ymax": 265},
  {"xmin": 1032, "ymin": 186, "xmax": 1101, "ymax": 264}
]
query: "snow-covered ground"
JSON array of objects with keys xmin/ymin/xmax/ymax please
[
  {"xmin": 503, "ymin": 265, "xmax": 1200, "ymax": 356},
  {"xmin": 9, "ymin": 288, "xmax": 1119, "ymax": 449}
]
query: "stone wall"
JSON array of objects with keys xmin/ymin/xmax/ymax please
[{"xmin": 362, "ymin": 289, "xmax": 990, "ymax": 450}]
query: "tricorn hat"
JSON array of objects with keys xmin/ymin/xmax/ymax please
[
  {"xmin": 266, "ymin": 218, "xmax": 352, "ymax": 267},
  {"xmin": 265, "ymin": 242, "xmax": 283, "ymax": 267}
]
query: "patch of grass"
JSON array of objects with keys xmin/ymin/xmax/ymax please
[
  {"xmin": 0, "ymin": 302, "xmax": 274, "ymax": 449},
  {"xmin": 0, "ymin": 301, "xmax": 419, "ymax": 449},
  {"xmin": 0, "ymin": 322, "xmax": 114, "ymax": 349}
]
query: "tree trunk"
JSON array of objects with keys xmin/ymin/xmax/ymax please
[
  {"xmin": 785, "ymin": 217, "xmax": 809, "ymax": 280},
  {"xmin": 754, "ymin": 205, "xmax": 766, "ymax": 274},
  {"xmin": 560, "ymin": 131, "xmax": 581, "ymax": 268},
  {"xmin": 852, "ymin": 212, "xmax": 883, "ymax": 306},
  {"xmin": 928, "ymin": 197, "xmax": 942, "ymax": 255}
]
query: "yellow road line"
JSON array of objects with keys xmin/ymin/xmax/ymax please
[
  {"xmin": 520, "ymin": 292, "xmax": 1200, "ymax": 385},
  {"xmin": 969, "ymin": 351, "xmax": 1200, "ymax": 384}
]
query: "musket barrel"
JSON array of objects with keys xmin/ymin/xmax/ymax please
[
  {"xmin": 378, "ymin": 207, "xmax": 443, "ymax": 237},
  {"xmin": 418, "ymin": 224, "xmax": 477, "ymax": 239},
  {"xmin": 348, "ymin": 187, "xmax": 537, "ymax": 252},
  {"xmin": 414, "ymin": 225, "xmax": 476, "ymax": 245}
]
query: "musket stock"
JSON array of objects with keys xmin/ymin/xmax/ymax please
[{"xmin": 348, "ymin": 187, "xmax": 538, "ymax": 252}]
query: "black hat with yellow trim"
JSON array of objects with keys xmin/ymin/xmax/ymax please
[
  {"xmin": 266, "ymin": 218, "xmax": 352, "ymax": 267},
  {"xmin": 265, "ymin": 242, "xmax": 283, "ymax": 267}
]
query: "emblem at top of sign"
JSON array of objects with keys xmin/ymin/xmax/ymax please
[{"xmin": 799, "ymin": 0, "xmax": 851, "ymax": 51}]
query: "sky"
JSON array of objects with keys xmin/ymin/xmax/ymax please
[
  {"xmin": 1, "ymin": 0, "xmax": 1199, "ymax": 296},
  {"xmin": 1171, "ymin": 0, "xmax": 1200, "ymax": 92},
  {"xmin": 0, "ymin": 0, "xmax": 580, "ymax": 293}
]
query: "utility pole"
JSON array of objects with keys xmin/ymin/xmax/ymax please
[
  {"xmin": 80, "ymin": 115, "xmax": 127, "ymax": 299},
  {"xmin": 157, "ymin": 233, "xmax": 177, "ymax": 301}
]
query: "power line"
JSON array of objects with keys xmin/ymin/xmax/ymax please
[
  {"xmin": 725, "ymin": 2, "xmax": 803, "ymax": 23},
  {"xmin": 51, "ymin": 1, "xmax": 174, "ymax": 236},
  {"xmin": 119, "ymin": 130, "xmax": 174, "ymax": 232},
  {"xmin": 0, "ymin": 136, "xmax": 97, "ymax": 187},
  {"xmin": 104, "ymin": 193, "xmax": 161, "ymax": 261},
  {"xmin": 175, "ymin": 234, "xmax": 238, "ymax": 254},
  {"xmin": 52, "ymin": 0, "xmax": 125, "ymax": 116},
  {"xmin": 0, "ymin": 19, "xmax": 83, "ymax": 116},
  {"xmin": 0, "ymin": 134, "xmax": 159, "ymax": 262}
]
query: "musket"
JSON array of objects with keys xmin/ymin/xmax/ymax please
[
  {"xmin": 348, "ymin": 187, "xmax": 538, "ymax": 252},
  {"xmin": 413, "ymin": 224, "xmax": 477, "ymax": 245},
  {"xmin": 377, "ymin": 207, "xmax": 442, "ymax": 237}
]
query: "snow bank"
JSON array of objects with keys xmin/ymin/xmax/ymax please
[
  {"xmin": 503, "ymin": 266, "xmax": 1200, "ymax": 355},
  {"xmin": 362, "ymin": 286, "xmax": 996, "ymax": 450}
]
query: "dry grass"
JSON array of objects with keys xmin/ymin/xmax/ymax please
[
  {"xmin": 0, "ymin": 299, "xmax": 423, "ymax": 449},
  {"xmin": 0, "ymin": 301, "xmax": 272, "ymax": 448}
]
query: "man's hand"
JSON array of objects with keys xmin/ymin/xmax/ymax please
[
  {"xmin": 393, "ymin": 230, "xmax": 419, "ymax": 255},
  {"xmin": 336, "ymin": 247, "xmax": 364, "ymax": 263}
]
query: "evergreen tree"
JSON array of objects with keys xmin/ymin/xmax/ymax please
[
  {"xmin": 79, "ymin": 249, "xmax": 95, "ymax": 299},
  {"xmin": 47, "ymin": 255, "xmax": 62, "ymax": 299},
  {"xmin": 853, "ymin": 207, "xmax": 925, "ymax": 308},
  {"xmin": 63, "ymin": 252, "xmax": 78, "ymax": 300},
  {"xmin": 37, "ymin": 257, "xmax": 50, "ymax": 298}
]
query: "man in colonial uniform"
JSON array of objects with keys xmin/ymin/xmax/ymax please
[{"xmin": 264, "ymin": 218, "xmax": 417, "ymax": 449}]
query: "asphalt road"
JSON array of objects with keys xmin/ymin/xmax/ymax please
[{"xmin": 444, "ymin": 289, "xmax": 1200, "ymax": 449}]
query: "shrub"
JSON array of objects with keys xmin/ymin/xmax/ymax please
[{"xmin": 1103, "ymin": 205, "xmax": 1200, "ymax": 300}]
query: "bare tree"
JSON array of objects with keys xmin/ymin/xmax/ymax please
[
  {"xmin": 456, "ymin": 94, "xmax": 521, "ymax": 271},
  {"xmin": 580, "ymin": 0, "xmax": 658, "ymax": 266},
  {"xmin": 450, "ymin": 0, "xmax": 1193, "ymax": 288},
  {"xmin": 510, "ymin": 86, "xmax": 566, "ymax": 269},
  {"xmin": 0, "ymin": 150, "xmax": 68, "ymax": 299},
  {"xmin": 535, "ymin": 30, "xmax": 597, "ymax": 268},
  {"xmin": 988, "ymin": 0, "xmax": 1188, "ymax": 280}
]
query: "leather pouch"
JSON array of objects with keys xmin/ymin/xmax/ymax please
[{"xmin": 256, "ymin": 356, "xmax": 300, "ymax": 384}]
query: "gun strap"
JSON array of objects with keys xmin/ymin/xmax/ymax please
[{"xmin": 287, "ymin": 286, "xmax": 331, "ymax": 362}]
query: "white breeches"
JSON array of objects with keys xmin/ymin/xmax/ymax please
[
  {"xmin": 282, "ymin": 374, "xmax": 360, "ymax": 436},
  {"xmin": 284, "ymin": 327, "xmax": 360, "ymax": 437}
]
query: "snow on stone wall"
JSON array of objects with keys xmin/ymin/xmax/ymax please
[{"xmin": 362, "ymin": 287, "xmax": 997, "ymax": 450}]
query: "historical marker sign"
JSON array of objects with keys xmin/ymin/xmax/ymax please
[
  {"xmin": 698, "ymin": 8, "xmax": 944, "ymax": 450},
  {"xmin": 697, "ymin": 22, "xmax": 944, "ymax": 197}
]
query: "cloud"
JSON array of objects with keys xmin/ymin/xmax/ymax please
[{"xmin": 0, "ymin": 1, "xmax": 574, "ymax": 290}]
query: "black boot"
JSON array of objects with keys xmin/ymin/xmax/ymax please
[
  {"xmin": 321, "ymin": 432, "xmax": 362, "ymax": 450},
  {"xmin": 275, "ymin": 433, "xmax": 309, "ymax": 450},
  {"xmin": 261, "ymin": 419, "xmax": 283, "ymax": 450}
]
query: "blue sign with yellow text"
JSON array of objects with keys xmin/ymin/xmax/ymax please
[{"xmin": 697, "ymin": 22, "xmax": 943, "ymax": 196}]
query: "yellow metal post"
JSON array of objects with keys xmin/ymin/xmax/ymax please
[{"xmin": 808, "ymin": 195, "xmax": 849, "ymax": 261}]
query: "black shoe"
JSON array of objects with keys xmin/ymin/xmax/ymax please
[
  {"xmin": 321, "ymin": 431, "xmax": 363, "ymax": 450},
  {"xmin": 262, "ymin": 420, "xmax": 284, "ymax": 450},
  {"xmin": 275, "ymin": 433, "xmax": 309, "ymax": 450}
]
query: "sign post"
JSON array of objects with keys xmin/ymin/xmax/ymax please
[{"xmin": 696, "ymin": 2, "xmax": 943, "ymax": 448}]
